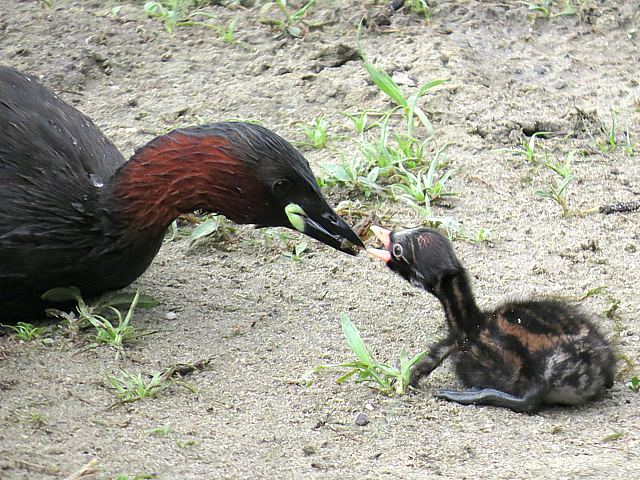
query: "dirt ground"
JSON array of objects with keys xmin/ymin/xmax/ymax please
[{"xmin": 1, "ymin": 0, "xmax": 639, "ymax": 478}]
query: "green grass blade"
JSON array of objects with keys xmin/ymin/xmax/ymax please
[
  {"xmin": 402, "ymin": 350, "xmax": 429, "ymax": 378},
  {"xmin": 336, "ymin": 369, "xmax": 360, "ymax": 384},
  {"xmin": 122, "ymin": 290, "xmax": 140, "ymax": 327},
  {"xmin": 416, "ymin": 78, "xmax": 447, "ymax": 97},
  {"xmin": 291, "ymin": 0, "xmax": 316, "ymax": 22},
  {"xmin": 362, "ymin": 61, "xmax": 407, "ymax": 108},
  {"xmin": 412, "ymin": 106, "xmax": 434, "ymax": 134},
  {"xmin": 41, "ymin": 286, "xmax": 83, "ymax": 303},
  {"xmin": 356, "ymin": 19, "xmax": 407, "ymax": 108},
  {"xmin": 340, "ymin": 314, "xmax": 373, "ymax": 365}
]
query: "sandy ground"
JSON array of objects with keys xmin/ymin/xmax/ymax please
[{"xmin": 0, "ymin": 1, "xmax": 639, "ymax": 479}]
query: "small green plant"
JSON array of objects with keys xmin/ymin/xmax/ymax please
[
  {"xmin": 320, "ymin": 153, "xmax": 384, "ymax": 197},
  {"xmin": 2, "ymin": 322, "xmax": 47, "ymax": 341},
  {"xmin": 166, "ymin": 213, "xmax": 236, "ymax": 245},
  {"xmin": 535, "ymin": 173, "xmax": 573, "ymax": 216},
  {"xmin": 535, "ymin": 151, "xmax": 575, "ymax": 217},
  {"xmin": 357, "ymin": 22, "xmax": 446, "ymax": 136},
  {"xmin": 43, "ymin": 287, "xmax": 158, "ymax": 358},
  {"xmin": 526, "ymin": 0, "xmax": 553, "ymax": 18},
  {"xmin": 474, "ymin": 227, "xmax": 491, "ymax": 244},
  {"xmin": 28, "ymin": 411, "xmax": 48, "ymax": 426},
  {"xmin": 359, "ymin": 60, "xmax": 445, "ymax": 135},
  {"xmin": 357, "ymin": 117, "xmax": 402, "ymax": 173},
  {"xmin": 526, "ymin": 0, "xmax": 577, "ymax": 20},
  {"xmin": 405, "ymin": 0, "xmax": 432, "ymax": 21},
  {"xmin": 144, "ymin": 0, "xmax": 217, "ymax": 33},
  {"xmin": 390, "ymin": 147, "xmax": 455, "ymax": 206},
  {"xmin": 317, "ymin": 315, "xmax": 428, "ymax": 395},
  {"xmin": 341, "ymin": 110, "xmax": 380, "ymax": 134},
  {"xmin": 623, "ymin": 130, "xmax": 635, "ymax": 156},
  {"xmin": 322, "ymin": 114, "xmax": 443, "ymax": 199},
  {"xmin": 107, "ymin": 360, "xmax": 206, "ymax": 403},
  {"xmin": 283, "ymin": 241, "xmax": 308, "ymax": 261},
  {"xmin": 629, "ymin": 376, "xmax": 640, "ymax": 391},
  {"xmin": 299, "ymin": 115, "xmax": 329, "ymax": 149},
  {"xmin": 145, "ymin": 425, "xmax": 173, "ymax": 436},
  {"xmin": 259, "ymin": 0, "xmax": 316, "ymax": 38},
  {"xmin": 107, "ymin": 370, "xmax": 168, "ymax": 403},
  {"xmin": 219, "ymin": 18, "xmax": 239, "ymax": 44},
  {"xmin": 261, "ymin": 229, "xmax": 298, "ymax": 246},
  {"xmin": 90, "ymin": 292, "xmax": 140, "ymax": 348},
  {"xmin": 188, "ymin": 214, "xmax": 236, "ymax": 246},
  {"xmin": 497, "ymin": 131, "xmax": 551, "ymax": 164}
]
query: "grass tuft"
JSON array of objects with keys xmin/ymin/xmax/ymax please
[
  {"xmin": 107, "ymin": 370, "xmax": 168, "ymax": 402},
  {"xmin": 1, "ymin": 322, "xmax": 47, "ymax": 341},
  {"xmin": 535, "ymin": 150, "xmax": 576, "ymax": 217},
  {"xmin": 143, "ymin": 0, "xmax": 219, "ymax": 33},
  {"xmin": 356, "ymin": 22, "xmax": 446, "ymax": 137},
  {"xmin": 316, "ymin": 315, "xmax": 428, "ymax": 395},
  {"xmin": 298, "ymin": 115, "xmax": 329, "ymax": 149},
  {"xmin": 43, "ymin": 287, "xmax": 159, "ymax": 359},
  {"xmin": 259, "ymin": 0, "xmax": 316, "ymax": 38}
]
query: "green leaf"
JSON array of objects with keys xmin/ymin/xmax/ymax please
[
  {"xmin": 340, "ymin": 314, "xmax": 373, "ymax": 366},
  {"xmin": 100, "ymin": 292, "xmax": 160, "ymax": 309},
  {"xmin": 321, "ymin": 163, "xmax": 351, "ymax": 183},
  {"xmin": 366, "ymin": 166, "xmax": 380, "ymax": 183},
  {"xmin": 287, "ymin": 25, "xmax": 302, "ymax": 38},
  {"xmin": 41, "ymin": 286, "xmax": 82, "ymax": 303},
  {"xmin": 291, "ymin": 0, "xmax": 316, "ymax": 22},
  {"xmin": 413, "ymin": 106, "xmax": 434, "ymax": 134},
  {"xmin": 403, "ymin": 350, "xmax": 429, "ymax": 377},
  {"xmin": 556, "ymin": 175, "xmax": 574, "ymax": 195},
  {"xmin": 122, "ymin": 290, "xmax": 140, "ymax": 326},
  {"xmin": 416, "ymin": 78, "xmax": 447, "ymax": 96},
  {"xmin": 189, "ymin": 218, "xmax": 220, "ymax": 245},
  {"xmin": 285, "ymin": 203, "xmax": 307, "ymax": 233},
  {"xmin": 365, "ymin": 64, "xmax": 408, "ymax": 108},
  {"xmin": 377, "ymin": 363, "xmax": 400, "ymax": 377},
  {"xmin": 258, "ymin": 2, "xmax": 282, "ymax": 26},
  {"xmin": 399, "ymin": 346, "xmax": 409, "ymax": 369},
  {"xmin": 336, "ymin": 369, "xmax": 360, "ymax": 383},
  {"xmin": 295, "ymin": 242, "xmax": 308, "ymax": 256}
]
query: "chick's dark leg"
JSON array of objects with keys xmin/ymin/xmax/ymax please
[
  {"xmin": 433, "ymin": 387, "xmax": 544, "ymax": 414},
  {"xmin": 409, "ymin": 334, "xmax": 459, "ymax": 387}
]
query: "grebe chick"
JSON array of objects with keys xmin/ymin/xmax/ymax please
[{"xmin": 368, "ymin": 226, "xmax": 615, "ymax": 413}]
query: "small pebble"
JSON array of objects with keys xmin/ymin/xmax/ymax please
[
  {"xmin": 354, "ymin": 412, "xmax": 369, "ymax": 426},
  {"xmin": 165, "ymin": 312, "xmax": 177, "ymax": 320}
]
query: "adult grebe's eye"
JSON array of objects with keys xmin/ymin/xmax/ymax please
[
  {"xmin": 272, "ymin": 179, "xmax": 292, "ymax": 198},
  {"xmin": 392, "ymin": 243, "xmax": 403, "ymax": 259}
]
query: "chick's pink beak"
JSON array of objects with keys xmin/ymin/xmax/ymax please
[
  {"xmin": 370, "ymin": 225, "xmax": 391, "ymax": 248},
  {"xmin": 366, "ymin": 225, "xmax": 392, "ymax": 263}
]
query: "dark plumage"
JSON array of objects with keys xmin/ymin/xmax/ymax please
[
  {"xmin": 369, "ymin": 226, "xmax": 615, "ymax": 413},
  {"xmin": 0, "ymin": 66, "xmax": 364, "ymax": 320}
]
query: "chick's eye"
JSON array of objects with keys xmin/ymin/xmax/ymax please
[
  {"xmin": 272, "ymin": 179, "xmax": 292, "ymax": 198},
  {"xmin": 392, "ymin": 243, "xmax": 403, "ymax": 259}
]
